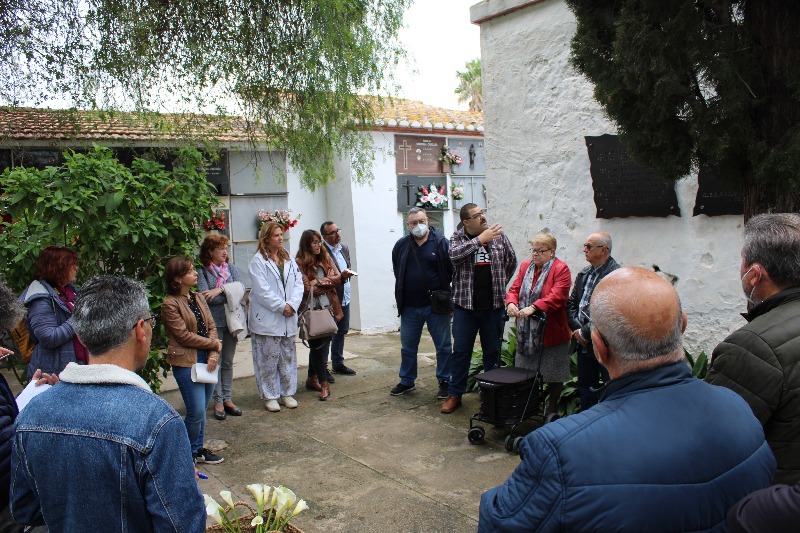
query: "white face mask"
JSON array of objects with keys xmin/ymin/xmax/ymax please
[
  {"xmin": 741, "ymin": 266, "xmax": 759, "ymax": 310},
  {"xmin": 410, "ymin": 223, "xmax": 428, "ymax": 239}
]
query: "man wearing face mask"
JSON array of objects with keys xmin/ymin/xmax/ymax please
[
  {"xmin": 391, "ymin": 208, "xmax": 454, "ymax": 399},
  {"xmin": 706, "ymin": 213, "xmax": 800, "ymax": 484}
]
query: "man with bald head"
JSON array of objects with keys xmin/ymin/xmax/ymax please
[
  {"xmin": 566, "ymin": 231, "xmax": 619, "ymax": 410},
  {"xmin": 479, "ymin": 267, "xmax": 775, "ymax": 532}
]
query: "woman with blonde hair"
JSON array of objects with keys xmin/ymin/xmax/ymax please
[
  {"xmin": 248, "ymin": 221, "xmax": 304, "ymax": 412},
  {"xmin": 505, "ymin": 232, "xmax": 572, "ymax": 416},
  {"xmin": 197, "ymin": 233, "xmax": 244, "ymax": 421},
  {"xmin": 295, "ymin": 229, "xmax": 343, "ymax": 401}
]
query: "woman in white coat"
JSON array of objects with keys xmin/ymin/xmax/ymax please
[{"xmin": 248, "ymin": 221, "xmax": 304, "ymax": 412}]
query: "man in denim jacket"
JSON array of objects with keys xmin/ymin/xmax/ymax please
[{"xmin": 11, "ymin": 275, "xmax": 205, "ymax": 532}]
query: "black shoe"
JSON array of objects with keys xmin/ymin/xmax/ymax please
[
  {"xmin": 390, "ymin": 383, "xmax": 416, "ymax": 396},
  {"xmin": 437, "ymin": 382, "xmax": 449, "ymax": 400},
  {"xmin": 213, "ymin": 409, "xmax": 226, "ymax": 421},
  {"xmin": 223, "ymin": 404, "xmax": 242, "ymax": 416},
  {"xmin": 194, "ymin": 448, "xmax": 224, "ymax": 465},
  {"xmin": 333, "ymin": 365, "xmax": 357, "ymax": 376},
  {"xmin": 325, "ymin": 369, "xmax": 335, "ymax": 383}
]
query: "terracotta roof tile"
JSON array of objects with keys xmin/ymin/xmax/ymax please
[{"xmin": 0, "ymin": 100, "xmax": 483, "ymax": 143}]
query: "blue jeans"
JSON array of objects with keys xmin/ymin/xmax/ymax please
[
  {"xmin": 449, "ymin": 307, "xmax": 505, "ymax": 397},
  {"xmin": 173, "ymin": 350, "xmax": 215, "ymax": 454},
  {"xmin": 399, "ymin": 304, "xmax": 452, "ymax": 386},
  {"xmin": 327, "ymin": 303, "xmax": 350, "ymax": 369},
  {"xmin": 577, "ymin": 345, "xmax": 610, "ymax": 411}
]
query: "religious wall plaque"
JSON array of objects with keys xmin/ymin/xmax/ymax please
[
  {"xmin": 396, "ymin": 176, "xmax": 448, "ymax": 211},
  {"xmin": 395, "ymin": 135, "xmax": 445, "ymax": 175},
  {"xmin": 586, "ymin": 135, "xmax": 680, "ymax": 218},
  {"xmin": 693, "ymin": 165, "xmax": 744, "ymax": 216},
  {"xmin": 447, "ymin": 137, "xmax": 485, "ymax": 176}
]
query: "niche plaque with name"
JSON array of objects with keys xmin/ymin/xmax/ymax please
[
  {"xmin": 586, "ymin": 135, "xmax": 680, "ymax": 218},
  {"xmin": 395, "ymin": 135, "xmax": 445, "ymax": 175}
]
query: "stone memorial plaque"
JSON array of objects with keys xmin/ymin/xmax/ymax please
[
  {"xmin": 229, "ymin": 195, "xmax": 288, "ymax": 242},
  {"xmin": 693, "ymin": 165, "xmax": 744, "ymax": 216},
  {"xmin": 396, "ymin": 176, "xmax": 448, "ymax": 211},
  {"xmin": 395, "ymin": 135, "xmax": 445, "ymax": 175},
  {"xmin": 451, "ymin": 175, "xmax": 486, "ymax": 210},
  {"xmin": 229, "ymin": 151, "xmax": 287, "ymax": 195},
  {"xmin": 447, "ymin": 137, "xmax": 485, "ymax": 176},
  {"xmin": 586, "ymin": 135, "xmax": 680, "ymax": 218},
  {"xmin": 205, "ymin": 151, "xmax": 230, "ymax": 196}
]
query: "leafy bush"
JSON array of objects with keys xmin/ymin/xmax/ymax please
[{"xmin": 0, "ymin": 145, "xmax": 217, "ymax": 390}]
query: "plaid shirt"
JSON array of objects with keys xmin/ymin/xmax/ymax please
[{"xmin": 449, "ymin": 228, "xmax": 517, "ymax": 310}]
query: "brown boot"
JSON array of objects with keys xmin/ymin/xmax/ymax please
[
  {"xmin": 319, "ymin": 381, "xmax": 331, "ymax": 401},
  {"xmin": 440, "ymin": 395, "xmax": 462, "ymax": 414},
  {"xmin": 305, "ymin": 376, "xmax": 322, "ymax": 392}
]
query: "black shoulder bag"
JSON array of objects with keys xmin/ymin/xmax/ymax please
[{"xmin": 409, "ymin": 238, "xmax": 452, "ymax": 314}]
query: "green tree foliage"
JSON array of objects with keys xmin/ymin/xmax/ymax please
[
  {"xmin": 0, "ymin": 145, "xmax": 217, "ymax": 390},
  {"xmin": 0, "ymin": 0, "xmax": 410, "ymax": 190},
  {"xmin": 455, "ymin": 58, "xmax": 483, "ymax": 112},
  {"xmin": 566, "ymin": 1, "xmax": 800, "ymax": 218}
]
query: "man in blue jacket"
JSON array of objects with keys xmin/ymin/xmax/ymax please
[
  {"xmin": 11, "ymin": 275, "xmax": 205, "ymax": 532},
  {"xmin": 390, "ymin": 207, "xmax": 453, "ymax": 400},
  {"xmin": 479, "ymin": 267, "xmax": 776, "ymax": 532}
]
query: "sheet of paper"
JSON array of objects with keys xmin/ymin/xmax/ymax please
[{"xmin": 16, "ymin": 380, "xmax": 52, "ymax": 411}]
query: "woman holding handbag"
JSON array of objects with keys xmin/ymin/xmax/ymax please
[
  {"xmin": 162, "ymin": 256, "xmax": 224, "ymax": 464},
  {"xmin": 197, "ymin": 234, "xmax": 244, "ymax": 421},
  {"xmin": 248, "ymin": 221, "xmax": 304, "ymax": 412},
  {"xmin": 296, "ymin": 230, "xmax": 344, "ymax": 401}
]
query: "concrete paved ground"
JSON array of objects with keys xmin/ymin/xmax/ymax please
[{"xmin": 161, "ymin": 331, "xmax": 542, "ymax": 532}]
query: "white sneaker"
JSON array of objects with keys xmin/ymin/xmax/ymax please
[
  {"xmin": 265, "ymin": 399, "xmax": 281, "ymax": 412},
  {"xmin": 280, "ymin": 396, "xmax": 298, "ymax": 409}
]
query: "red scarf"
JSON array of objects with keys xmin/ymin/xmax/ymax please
[{"xmin": 55, "ymin": 285, "xmax": 89, "ymax": 365}]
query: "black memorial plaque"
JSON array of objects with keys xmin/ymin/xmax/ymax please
[
  {"xmin": 586, "ymin": 135, "xmax": 680, "ymax": 218},
  {"xmin": 693, "ymin": 165, "xmax": 744, "ymax": 216},
  {"xmin": 205, "ymin": 151, "xmax": 230, "ymax": 195},
  {"xmin": 395, "ymin": 135, "xmax": 445, "ymax": 175}
]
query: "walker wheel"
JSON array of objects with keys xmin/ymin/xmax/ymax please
[
  {"xmin": 511, "ymin": 436, "xmax": 523, "ymax": 454},
  {"xmin": 504, "ymin": 434, "xmax": 515, "ymax": 453},
  {"xmin": 468, "ymin": 426, "xmax": 486, "ymax": 445}
]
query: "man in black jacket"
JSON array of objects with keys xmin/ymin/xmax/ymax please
[
  {"xmin": 566, "ymin": 232, "xmax": 619, "ymax": 411},
  {"xmin": 390, "ymin": 208, "xmax": 453, "ymax": 400},
  {"xmin": 707, "ymin": 213, "xmax": 800, "ymax": 484}
]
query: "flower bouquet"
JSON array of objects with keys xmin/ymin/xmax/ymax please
[
  {"xmin": 205, "ymin": 485, "xmax": 308, "ymax": 533},
  {"xmin": 416, "ymin": 183, "xmax": 448, "ymax": 210},
  {"xmin": 204, "ymin": 210, "xmax": 227, "ymax": 232},
  {"xmin": 450, "ymin": 182, "xmax": 465, "ymax": 201},
  {"xmin": 257, "ymin": 210, "xmax": 301, "ymax": 231},
  {"xmin": 440, "ymin": 146, "xmax": 463, "ymax": 165}
]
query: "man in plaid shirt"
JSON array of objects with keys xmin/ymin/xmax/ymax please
[{"xmin": 442, "ymin": 203, "xmax": 517, "ymax": 414}]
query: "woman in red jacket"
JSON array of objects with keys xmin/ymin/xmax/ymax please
[{"xmin": 506, "ymin": 232, "xmax": 572, "ymax": 415}]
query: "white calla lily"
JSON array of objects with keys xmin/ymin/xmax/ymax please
[
  {"xmin": 274, "ymin": 491, "xmax": 290, "ymax": 518},
  {"xmin": 220, "ymin": 490, "xmax": 235, "ymax": 508},
  {"xmin": 247, "ymin": 484, "xmax": 265, "ymax": 507},
  {"xmin": 269, "ymin": 486, "xmax": 280, "ymax": 508},
  {"xmin": 203, "ymin": 494, "xmax": 216, "ymax": 508},
  {"xmin": 251, "ymin": 515, "xmax": 264, "ymax": 526},
  {"xmin": 280, "ymin": 486, "xmax": 297, "ymax": 506},
  {"xmin": 291, "ymin": 499, "xmax": 309, "ymax": 517},
  {"xmin": 206, "ymin": 503, "xmax": 224, "ymax": 524}
]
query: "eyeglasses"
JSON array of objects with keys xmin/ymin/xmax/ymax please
[
  {"xmin": 530, "ymin": 248, "xmax": 552, "ymax": 255},
  {"xmin": 325, "ymin": 229, "xmax": 342, "ymax": 236},
  {"xmin": 583, "ymin": 243, "xmax": 607, "ymax": 251},
  {"xmin": 133, "ymin": 314, "xmax": 158, "ymax": 330},
  {"xmin": 466, "ymin": 211, "xmax": 484, "ymax": 221}
]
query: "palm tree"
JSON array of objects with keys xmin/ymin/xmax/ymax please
[{"xmin": 455, "ymin": 58, "xmax": 483, "ymax": 112}]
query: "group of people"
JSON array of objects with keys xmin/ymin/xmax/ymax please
[{"xmin": 2, "ymin": 207, "xmax": 799, "ymax": 531}]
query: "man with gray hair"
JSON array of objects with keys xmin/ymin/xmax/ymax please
[
  {"xmin": 707, "ymin": 212, "xmax": 800, "ymax": 484},
  {"xmin": 11, "ymin": 275, "xmax": 205, "ymax": 531},
  {"xmin": 480, "ymin": 267, "xmax": 775, "ymax": 531},
  {"xmin": 390, "ymin": 207, "xmax": 453, "ymax": 399}
]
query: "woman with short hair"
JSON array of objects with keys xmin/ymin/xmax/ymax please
[
  {"xmin": 506, "ymin": 232, "xmax": 572, "ymax": 416},
  {"xmin": 197, "ymin": 233, "xmax": 244, "ymax": 421},
  {"xmin": 162, "ymin": 256, "xmax": 223, "ymax": 464},
  {"xmin": 20, "ymin": 246, "xmax": 88, "ymax": 378},
  {"xmin": 248, "ymin": 222, "xmax": 304, "ymax": 412}
]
